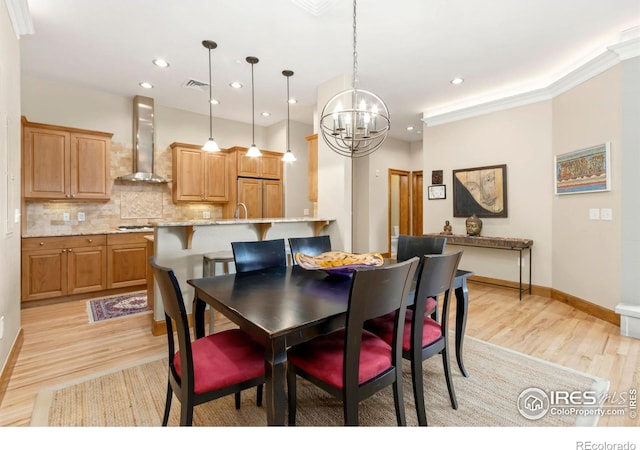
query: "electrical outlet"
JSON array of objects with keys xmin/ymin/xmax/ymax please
[
  {"xmin": 63, "ymin": 212, "xmax": 70, "ymax": 221},
  {"xmin": 303, "ymin": 208, "xmax": 310, "ymax": 216},
  {"xmin": 203, "ymin": 211, "xmax": 211, "ymax": 219},
  {"xmin": 601, "ymin": 208, "xmax": 613, "ymax": 221},
  {"xmin": 77, "ymin": 212, "xmax": 86, "ymax": 222}
]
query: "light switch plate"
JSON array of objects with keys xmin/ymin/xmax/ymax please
[
  {"xmin": 77, "ymin": 212, "xmax": 85, "ymax": 221},
  {"xmin": 589, "ymin": 208, "xmax": 600, "ymax": 220},
  {"xmin": 601, "ymin": 208, "xmax": 613, "ymax": 221},
  {"xmin": 203, "ymin": 211, "xmax": 211, "ymax": 219},
  {"xmin": 63, "ymin": 212, "xmax": 70, "ymax": 221}
]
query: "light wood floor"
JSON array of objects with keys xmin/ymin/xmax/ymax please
[{"xmin": 1, "ymin": 282, "xmax": 638, "ymax": 426}]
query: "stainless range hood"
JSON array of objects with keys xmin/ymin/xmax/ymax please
[{"xmin": 116, "ymin": 95, "xmax": 170, "ymax": 183}]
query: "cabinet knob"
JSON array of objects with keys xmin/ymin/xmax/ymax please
[
  {"xmin": 87, "ymin": 239, "xmax": 93, "ymax": 243},
  {"xmin": 68, "ymin": 248, "xmax": 73, "ymax": 252},
  {"xmin": 62, "ymin": 249, "xmax": 66, "ymax": 253},
  {"xmin": 39, "ymin": 242, "xmax": 44, "ymax": 246}
]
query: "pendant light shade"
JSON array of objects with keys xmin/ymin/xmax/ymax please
[
  {"xmin": 202, "ymin": 40, "xmax": 220, "ymax": 152},
  {"xmin": 246, "ymin": 56, "xmax": 262, "ymax": 158},
  {"xmin": 319, "ymin": 0, "xmax": 390, "ymax": 158},
  {"xmin": 282, "ymin": 70, "xmax": 296, "ymax": 163}
]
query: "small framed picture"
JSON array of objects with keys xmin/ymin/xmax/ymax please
[{"xmin": 428, "ymin": 185, "xmax": 446, "ymax": 200}]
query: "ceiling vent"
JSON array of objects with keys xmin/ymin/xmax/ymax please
[{"xmin": 183, "ymin": 79, "xmax": 208, "ymax": 91}]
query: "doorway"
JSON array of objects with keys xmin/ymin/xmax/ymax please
[{"xmin": 388, "ymin": 169, "xmax": 410, "ymax": 256}]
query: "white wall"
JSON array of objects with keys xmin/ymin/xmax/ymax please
[{"xmin": 0, "ymin": 2, "xmax": 23, "ymax": 379}]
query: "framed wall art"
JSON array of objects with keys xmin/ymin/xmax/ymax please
[
  {"xmin": 428, "ymin": 184, "xmax": 446, "ymax": 200},
  {"xmin": 554, "ymin": 143, "xmax": 610, "ymax": 195},
  {"xmin": 452, "ymin": 164, "xmax": 508, "ymax": 218}
]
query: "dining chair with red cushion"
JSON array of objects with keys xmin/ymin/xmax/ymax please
[
  {"xmin": 365, "ymin": 251, "xmax": 463, "ymax": 426},
  {"xmin": 150, "ymin": 258, "xmax": 266, "ymax": 426},
  {"xmin": 231, "ymin": 238, "xmax": 287, "ymax": 273},
  {"xmin": 288, "ymin": 235, "xmax": 332, "ymax": 264},
  {"xmin": 286, "ymin": 257, "xmax": 420, "ymax": 426},
  {"xmin": 396, "ymin": 234, "xmax": 447, "ymax": 319}
]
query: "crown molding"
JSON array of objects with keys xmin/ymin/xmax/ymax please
[
  {"xmin": 5, "ymin": 0, "xmax": 34, "ymax": 38},
  {"xmin": 423, "ymin": 26, "xmax": 640, "ymax": 127}
]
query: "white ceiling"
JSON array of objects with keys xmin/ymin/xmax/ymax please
[{"xmin": 18, "ymin": 0, "xmax": 640, "ymax": 142}]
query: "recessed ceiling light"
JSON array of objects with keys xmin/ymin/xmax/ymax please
[
  {"xmin": 230, "ymin": 81, "xmax": 242, "ymax": 89},
  {"xmin": 139, "ymin": 82, "xmax": 153, "ymax": 89},
  {"xmin": 406, "ymin": 126, "xmax": 414, "ymax": 131},
  {"xmin": 210, "ymin": 99, "xmax": 220, "ymax": 105},
  {"xmin": 450, "ymin": 77, "xmax": 464, "ymax": 85},
  {"xmin": 261, "ymin": 112, "xmax": 271, "ymax": 117},
  {"xmin": 152, "ymin": 58, "xmax": 170, "ymax": 68},
  {"xmin": 288, "ymin": 98, "xmax": 298, "ymax": 104}
]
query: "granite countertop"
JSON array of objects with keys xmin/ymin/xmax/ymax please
[
  {"xmin": 150, "ymin": 217, "xmax": 335, "ymax": 227},
  {"xmin": 22, "ymin": 229, "xmax": 154, "ymax": 239}
]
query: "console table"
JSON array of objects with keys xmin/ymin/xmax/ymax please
[{"xmin": 425, "ymin": 234, "xmax": 533, "ymax": 299}]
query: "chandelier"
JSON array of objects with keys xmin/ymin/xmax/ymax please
[{"xmin": 319, "ymin": 0, "xmax": 390, "ymax": 158}]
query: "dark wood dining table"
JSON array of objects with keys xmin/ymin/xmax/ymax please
[{"xmin": 188, "ymin": 265, "xmax": 473, "ymax": 426}]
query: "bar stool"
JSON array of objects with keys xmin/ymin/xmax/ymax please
[{"xmin": 202, "ymin": 250, "xmax": 234, "ymax": 334}]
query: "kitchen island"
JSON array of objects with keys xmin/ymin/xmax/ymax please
[{"xmin": 149, "ymin": 217, "xmax": 337, "ymax": 334}]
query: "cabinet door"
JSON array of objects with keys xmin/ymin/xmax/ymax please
[
  {"xmin": 67, "ymin": 245, "xmax": 107, "ymax": 295},
  {"xmin": 23, "ymin": 127, "xmax": 69, "ymax": 199},
  {"xmin": 306, "ymin": 134, "xmax": 318, "ymax": 202},
  {"xmin": 204, "ymin": 151, "xmax": 229, "ymax": 202},
  {"xmin": 261, "ymin": 153, "xmax": 282, "ymax": 179},
  {"xmin": 237, "ymin": 178, "xmax": 263, "ymax": 219},
  {"xmin": 21, "ymin": 248, "xmax": 67, "ymax": 301},
  {"xmin": 263, "ymin": 179, "xmax": 283, "ymax": 218},
  {"xmin": 173, "ymin": 146, "xmax": 205, "ymax": 202},
  {"xmin": 236, "ymin": 148, "xmax": 260, "ymax": 177},
  {"xmin": 107, "ymin": 243, "xmax": 148, "ymax": 289},
  {"xmin": 71, "ymin": 133, "xmax": 111, "ymax": 199}
]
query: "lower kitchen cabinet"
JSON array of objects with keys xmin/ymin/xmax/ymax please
[
  {"xmin": 107, "ymin": 233, "xmax": 148, "ymax": 289},
  {"xmin": 21, "ymin": 235, "xmax": 107, "ymax": 302},
  {"xmin": 21, "ymin": 232, "xmax": 149, "ymax": 302}
]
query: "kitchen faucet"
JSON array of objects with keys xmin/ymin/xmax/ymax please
[{"xmin": 234, "ymin": 202, "xmax": 248, "ymax": 220}]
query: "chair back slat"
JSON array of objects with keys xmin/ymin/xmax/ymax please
[
  {"xmin": 288, "ymin": 236, "xmax": 332, "ymax": 264},
  {"xmin": 397, "ymin": 235, "xmax": 447, "ymax": 262},
  {"xmin": 231, "ymin": 238, "xmax": 287, "ymax": 273}
]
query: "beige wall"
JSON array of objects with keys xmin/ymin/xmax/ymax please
[
  {"xmin": 552, "ymin": 66, "xmax": 622, "ymax": 310},
  {"xmin": 423, "ymin": 101, "xmax": 554, "ymax": 287},
  {"xmin": 0, "ymin": 2, "xmax": 23, "ymax": 378}
]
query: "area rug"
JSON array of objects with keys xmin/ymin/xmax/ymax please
[
  {"xmin": 31, "ymin": 336, "xmax": 608, "ymax": 427},
  {"xmin": 86, "ymin": 292, "xmax": 150, "ymax": 323}
]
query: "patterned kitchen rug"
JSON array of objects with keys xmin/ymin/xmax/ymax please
[{"xmin": 87, "ymin": 292, "xmax": 150, "ymax": 323}]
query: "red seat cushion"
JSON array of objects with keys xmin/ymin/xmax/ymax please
[
  {"xmin": 365, "ymin": 303, "xmax": 442, "ymax": 351},
  {"xmin": 173, "ymin": 329, "xmax": 265, "ymax": 394},
  {"xmin": 288, "ymin": 329, "xmax": 392, "ymax": 389}
]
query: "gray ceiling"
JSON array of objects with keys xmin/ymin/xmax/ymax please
[{"xmin": 19, "ymin": 0, "xmax": 640, "ymax": 142}]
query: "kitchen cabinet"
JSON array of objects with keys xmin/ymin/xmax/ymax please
[
  {"xmin": 305, "ymin": 134, "xmax": 318, "ymax": 202},
  {"xmin": 21, "ymin": 235, "xmax": 107, "ymax": 302},
  {"xmin": 230, "ymin": 146, "xmax": 282, "ymax": 179},
  {"xmin": 237, "ymin": 177, "xmax": 283, "ymax": 219},
  {"xmin": 171, "ymin": 142, "xmax": 229, "ymax": 203},
  {"xmin": 107, "ymin": 233, "xmax": 149, "ymax": 289},
  {"xmin": 22, "ymin": 118, "xmax": 112, "ymax": 201}
]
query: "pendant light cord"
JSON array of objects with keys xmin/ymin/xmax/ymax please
[
  {"xmin": 251, "ymin": 61, "xmax": 255, "ymax": 145},
  {"xmin": 208, "ymin": 47, "xmax": 213, "ymax": 139},
  {"xmin": 286, "ymin": 75, "xmax": 290, "ymax": 151}
]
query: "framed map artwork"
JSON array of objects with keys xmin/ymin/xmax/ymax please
[
  {"xmin": 452, "ymin": 164, "xmax": 507, "ymax": 218},
  {"xmin": 554, "ymin": 143, "xmax": 610, "ymax": 195}
]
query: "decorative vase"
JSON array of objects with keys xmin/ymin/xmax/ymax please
[{"xmin": 466, "ymin": 214, "xmax": 483, "ymax": 236}]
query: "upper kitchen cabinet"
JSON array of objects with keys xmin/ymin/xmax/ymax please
[
  {"xmin": 229, "ymin": 146, "xmax": 282, "ymax": 179},
  {"xmin": 171, "ymin": 142, "xmax": 230, "ymax": 203},
  {"xmin": 22, "ymin": 118, "xmax": 112, "ymax": 201}
]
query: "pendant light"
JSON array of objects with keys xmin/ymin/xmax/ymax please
[
  {"xmin": 319, "ymin": 0, "xmax": 390, "ymax": 158},
  {"xmin": 202, "ymin": 40, "xmax": 220, "ymax": 152},
  {"xmin": 246, "ymin": 56, "xmax": 262, "ymax": 157},
  {"xmin": 282, "ymin": 70, "xmax": 296, "ymax": 162}
]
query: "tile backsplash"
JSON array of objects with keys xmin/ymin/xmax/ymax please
[{"xmin": 24, "ymin": 142, "xmax": 224, "ymax": 236}]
